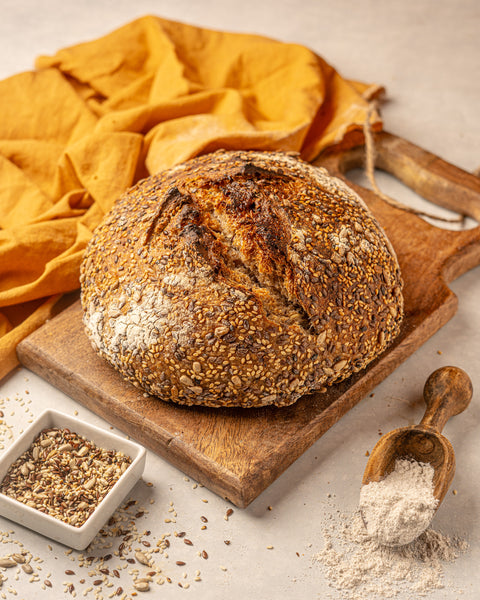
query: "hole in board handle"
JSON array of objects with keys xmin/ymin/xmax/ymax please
[{"xmin": 345, "ymin": 167, "xmax": 478, "ymax": 232}]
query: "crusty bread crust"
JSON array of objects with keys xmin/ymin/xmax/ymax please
[{"xmin": 80, "ymin": 150, "xmax": 403, "ymax": 408}]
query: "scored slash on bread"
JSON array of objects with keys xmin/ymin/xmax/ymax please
[{"xmin": 80, "ymin": 150, "xmax": 403, "ymax": 408}]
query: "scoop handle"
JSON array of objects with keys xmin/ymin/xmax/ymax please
[{"xmin": 420, "ymin": 366, "xmax": 473, "ymax": 433}]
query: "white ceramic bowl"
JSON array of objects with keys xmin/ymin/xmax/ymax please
[{"xmin": 0, "ymin": 409, "xmax": 146, "ymax": 550}]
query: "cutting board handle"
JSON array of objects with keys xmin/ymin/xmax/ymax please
[
  {"xmin": 316, "ymin": 131, "xmax": 480, "ymax": 284},
  {"xmin": 318, "ymin": 131, "xmax": 480, "ymax": 222}
]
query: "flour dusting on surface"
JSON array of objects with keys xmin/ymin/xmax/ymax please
[{"xmin": 313, "ymin": 499, "xmax": 469, "ymax": 599}]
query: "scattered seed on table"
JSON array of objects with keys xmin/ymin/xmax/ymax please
[
  {"xmin": 11, "ymin": 554, "xmax": 25, "ymax": 564},
  {"xmin": 134, "ymin": 580, "xmax": 150, "ymax": 592},
  {"xmin": 0, "ymin": 558, "xmax": 17, "ymax": 568},
  {"xmin": 134, "ymin": 551, "xmax": 149, "ymax": 566}
]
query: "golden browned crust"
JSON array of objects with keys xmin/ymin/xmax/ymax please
[{"xmin": 80, "ymin": 150, "xmax": 403, "ymax": 408}]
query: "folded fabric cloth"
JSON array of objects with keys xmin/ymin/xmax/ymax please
[{"xmin": 0, "ymin": 15, "xmax": 383, "ymax": 380}]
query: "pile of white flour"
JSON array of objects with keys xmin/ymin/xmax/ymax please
[
  {"xmin": 314, "ymin": 507, "xmax": 468, "ymax": 599},
  {"xmin": 359, "ymin": 458, "xmax": 438, "ymax": 546},
  {"xmin": 313, "ymin": 458, "xmax": 468, "ymax": 598}
]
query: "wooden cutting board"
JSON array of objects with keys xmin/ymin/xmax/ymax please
[{"xmin": 16, "ymin": 132, "xmax": 480, "ymax": 508}]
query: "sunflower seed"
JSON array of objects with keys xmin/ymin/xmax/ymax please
[
  {"xmin": 134, "ymin": 581, "xmax": 150, "ymax": 591},
  {"xmin": 0, "ymin": 558, "xmax": 17, "ymax": 568},
  {"xmin": 134, "ymin": 551, "xmax": 150, "ymax": 566}
]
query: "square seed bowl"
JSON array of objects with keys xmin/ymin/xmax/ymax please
[{"xmin": 0, "ymin": 409, "xmax": 146, "ymax": 550}]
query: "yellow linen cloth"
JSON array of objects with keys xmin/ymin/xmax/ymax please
[{"xmin": 0, "ymin": 15, "xmax": 382, "ymax": 379}]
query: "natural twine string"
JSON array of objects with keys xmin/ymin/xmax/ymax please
[{"xmin": 363, "ymin": 102, "xmax": 465, "ymax": 224}]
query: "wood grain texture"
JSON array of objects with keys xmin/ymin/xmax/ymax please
[{"xmin": 16, "ymin": 132, "xmax": 480, "ymax": 507}]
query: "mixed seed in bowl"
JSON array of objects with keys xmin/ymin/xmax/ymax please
[{"xmin": 0, "ymin": 428, "xmax": 132, "ymax": 527}]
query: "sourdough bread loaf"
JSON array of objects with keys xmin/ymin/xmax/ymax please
[{"xmin": 80, "ymin": 150, "xmax": 403, "ymax": 408}]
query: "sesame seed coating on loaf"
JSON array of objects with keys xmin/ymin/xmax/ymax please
[{"xmin": 80, "ymin": 150, "xmax": 404, "ymax": 408}]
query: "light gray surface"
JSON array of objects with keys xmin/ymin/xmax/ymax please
[{"xmin": 0, "ymin": 1, "xmax": 479, "ymax": 598}]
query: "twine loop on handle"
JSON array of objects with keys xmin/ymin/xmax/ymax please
[{"xmin": 363, "ymin": 102, "xmax": 465, "ymax": 224}]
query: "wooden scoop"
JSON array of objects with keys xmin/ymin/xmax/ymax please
[{"xmin": 362, "ymin": 366, "xmax": 472, "ymax": 527}]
